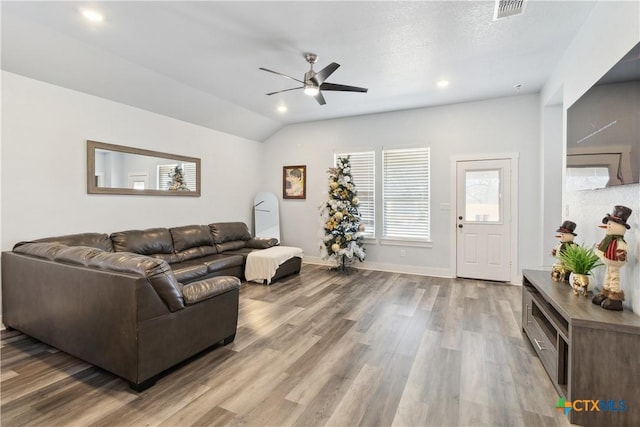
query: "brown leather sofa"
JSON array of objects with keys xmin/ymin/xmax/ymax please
[{"xmin": 1, "ymin": 222, "xmax": 301, "ymax": 391}]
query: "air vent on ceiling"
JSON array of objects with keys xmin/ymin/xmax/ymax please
[{"xmin": 494, "ymin": 0, "xmax": 527, "ymax": 20}]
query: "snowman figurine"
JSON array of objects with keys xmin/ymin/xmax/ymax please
[
  {"xmin": 592, "ymin": 205, "xmax": 632, "ymax": 311},
  {"xmin": 551, "ymin": 220, "xmax": 577, "ymax": 282}
]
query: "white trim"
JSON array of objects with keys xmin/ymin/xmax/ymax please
[
  {"xmin": 450, "ymin": 153, "xmax": 519, "ymax": 284},
  {"xmin": 303, "ymin": 257, "xmax": 450, "ymax": 278}
]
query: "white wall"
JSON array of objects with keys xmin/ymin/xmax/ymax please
[
  {"xmin": 540, "ymin": 104, "xmax": 564, "ymax": 266},
  {"xmin": 1, "ymin": 71, "xmax": 263, "ymax": 250},
  {"xmin": 541, "ymin": 1, "xmax": 640, "ymax": 109},
  {"xmin": 541, "ymin": 0, "xmax": 639, "ymax": 314},
  {"xmin": 262, "ymin": 94, "xmax": 541, "ymax": 279}
]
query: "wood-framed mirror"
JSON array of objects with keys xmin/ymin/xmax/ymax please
[{"xmin": 87, "ymin": 140, "xmax": 201, "ymax": 196}]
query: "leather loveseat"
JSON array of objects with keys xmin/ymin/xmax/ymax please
[{"xmin": 1, "ymin": 222, "xmax": 300, "ymax": 391}]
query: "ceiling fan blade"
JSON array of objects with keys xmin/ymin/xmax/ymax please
[
  {"xmin": 266, "ymin": 87, "xmax": 303, "ymax": 96},
  {"xmin": 311, "ymin": 62, "xmax": 340, "ymax": 85},
  {"xmin": 320, "ymin": 82, "xmax": 368, "ymax": 93},
  {"xmin": 314, "ymin": 91, "xmax": 326, "ymax": 105},
  {"xmin": 259, "ymin": 67, "xmax": 304, "ymax": 84}
]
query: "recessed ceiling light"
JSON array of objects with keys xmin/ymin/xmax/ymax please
[
  {"xmin": 436, "ymin": 80, "xmax": 449, "ymax": 88},
  {"xmin": 81, "ymin": 9, "xmax": 104, "ymax": 22},
  {"xmin": 277, "ymin": 105, "xmax": 288, "ymax": 113}
]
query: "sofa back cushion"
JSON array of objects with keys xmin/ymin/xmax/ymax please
[
  {"xmin": 87, "ymin": 252, "xmax": 184, "ymax": 312},
  {"xmin": 170, "ymin": 225, "xmax": 218, "ymax": 262},
  {"xmin": 111, "ymin": 228, "xmax": 174, "ymax": 255},
  {"xmin": 14, "ymin": 242, "xmax": 68, "ymax": 260},
  {"xmin": 209, "ymin": 222, "xmax": 252, "ymax": 243},
  {"xmin": 14, "ymin": 233, "xmax": 114, "ymax": 252},
  {"xmin": 13, "ymin": 242, "xmax": 184, "ymax": 312},
  {"xmin": 209, "ymin": 222, "xmax": 251, "ymax": 252}
]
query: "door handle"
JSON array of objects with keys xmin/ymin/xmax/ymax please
[
  {"xmin": 458, "ymin": 224, "xmax": 463, "ymax": 228},
  {"xmin": 458, "ymin": 216, "xmax": 463, "ymax": 220}
]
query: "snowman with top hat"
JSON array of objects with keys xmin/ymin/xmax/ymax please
[
  {"xmin": 551, "ymin": 220, "xmax": 577, "ymax": 282},
  {"xmin": 592, "ymin": 205, "xmax": 632, "ymax": 311}
]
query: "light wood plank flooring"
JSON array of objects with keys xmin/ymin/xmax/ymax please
[{"xmin": 1, "ymin": 264, "xmax": 573, "ymax": 426}]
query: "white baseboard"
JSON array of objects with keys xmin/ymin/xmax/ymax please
[{"xmin": 303, "ymin": 256, "xmax": 452, "ymax": 278}]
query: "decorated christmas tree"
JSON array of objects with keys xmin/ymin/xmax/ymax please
[
  {"xmin": 319, "ymin": 156, "xmax": 366, "ymax": 271},
  {"xmin": 168, "ymin": 165, "xmax": 190, "ymax": 191}
]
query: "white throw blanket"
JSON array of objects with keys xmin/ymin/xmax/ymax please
[{"xmin": 245, "ymin": 246, "xmax": 303, "ymax": 284}]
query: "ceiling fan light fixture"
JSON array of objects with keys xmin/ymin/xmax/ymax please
[
  {"xmin": 303, "ymin": 85, "xmax": 319, "ymax": 96},
  {"xmin": 260, "ymin": 53, "xmax": 367, "ymax": 105}
]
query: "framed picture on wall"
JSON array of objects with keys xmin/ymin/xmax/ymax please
[{"xmin": 283, "ymin": 165, "xmax": 306, "ymax": 199}]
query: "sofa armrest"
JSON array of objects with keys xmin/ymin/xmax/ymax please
[
  {"xmin": 246, "ymin": 237, "xmax": 279, "ymax": 249},
  {"xmin": 182, "ymin": 276, "xmax": 241, "ymax": 305}
]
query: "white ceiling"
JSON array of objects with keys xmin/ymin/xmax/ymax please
[{"xmin": 1, "ymin": 1, "xmax": 598, "ymax": 141}]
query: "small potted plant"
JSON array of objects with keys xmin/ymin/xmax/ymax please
[{"xmin": 556, "ymin": 244, "xmax": 603, "ymax": 297}]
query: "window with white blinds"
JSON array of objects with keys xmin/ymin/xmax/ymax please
[
  {"xmin": 158, "ymin": 163, "xmax": 197, "ymax": 191},
  {"xmin": 335, "ymin": 151, "xmax": 375, "ymax": 238},
  {"xmin": 382, "ymin": 147, "xmax": 430, "ymax": 240}
]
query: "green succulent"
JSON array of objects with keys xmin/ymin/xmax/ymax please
[{"xmin": 556, "ymin": 244, "xmax": 603, "ymax": 275}]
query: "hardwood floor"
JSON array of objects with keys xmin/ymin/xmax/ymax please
[{"xmin": 1, "ymin": 264, "xmax": 572, "ymax": 426}]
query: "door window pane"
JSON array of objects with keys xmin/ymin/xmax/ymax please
[{"xmin": 465, "ymin": 170, "xmax": 500, "ymax": 222}]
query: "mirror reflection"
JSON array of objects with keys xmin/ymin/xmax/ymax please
[
  {"xmin": 87, "ymin": 140, "xmax": 201, "ymax": 196},
  {"xmin": 254, "ymin": 191, "xmax": 281, "ymax": 241},
  {"xmin": 566, "ymin": 42, "xmax": 640, "ymax": 191}
]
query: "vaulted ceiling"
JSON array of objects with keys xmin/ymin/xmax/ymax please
[{"xmin": 1, "ymin": 1, "xmax": 598, "ymax": 141}]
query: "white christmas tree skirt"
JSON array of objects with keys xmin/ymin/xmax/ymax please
[{"xmin": 245, "ymin": 246, "xmax": 304, "ymax": 285}]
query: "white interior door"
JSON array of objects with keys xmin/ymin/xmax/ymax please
[{"xmin": 456, "ymin": 159, "xmax": 511, "ymax": 281}]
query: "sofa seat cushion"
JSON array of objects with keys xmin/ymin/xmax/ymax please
[
  {"xmin": 171, "ymin": 254, "xmax": 243, "ymax": 283},
  {"xmin": 171, "ymin": 259, "xmax": 209, "ymax": 283},
  {"xmin": 202, "ymin": 254, "xmax": 244, "ymax": 273},
  {"xmin": 222, "ymin": 247, "xmax": 257, "ymax": 259},
  {"xmin": 182, "ymin": 276, "xmax": 241, "ymax": 305}
]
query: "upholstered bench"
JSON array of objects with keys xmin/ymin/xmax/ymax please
[{"xmin": 245, "ymin": 246, "xmax": 303, "ymax": 285}]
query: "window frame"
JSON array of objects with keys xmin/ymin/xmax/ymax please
[
  {"xmin": 334, "ymin": 145, "xmax": 432, "ymax": 245},
  {"xmin": 334, "ymin": 151, "xmax": 376, "ymax": 239},
  {"xmin": 381, "ymin": 146, "xmax": 431, "ymax": 243}
]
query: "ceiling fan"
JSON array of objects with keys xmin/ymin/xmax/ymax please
[{"xmin": 259, "ymin": 53, "xmax": 368, "ymax": 105}]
